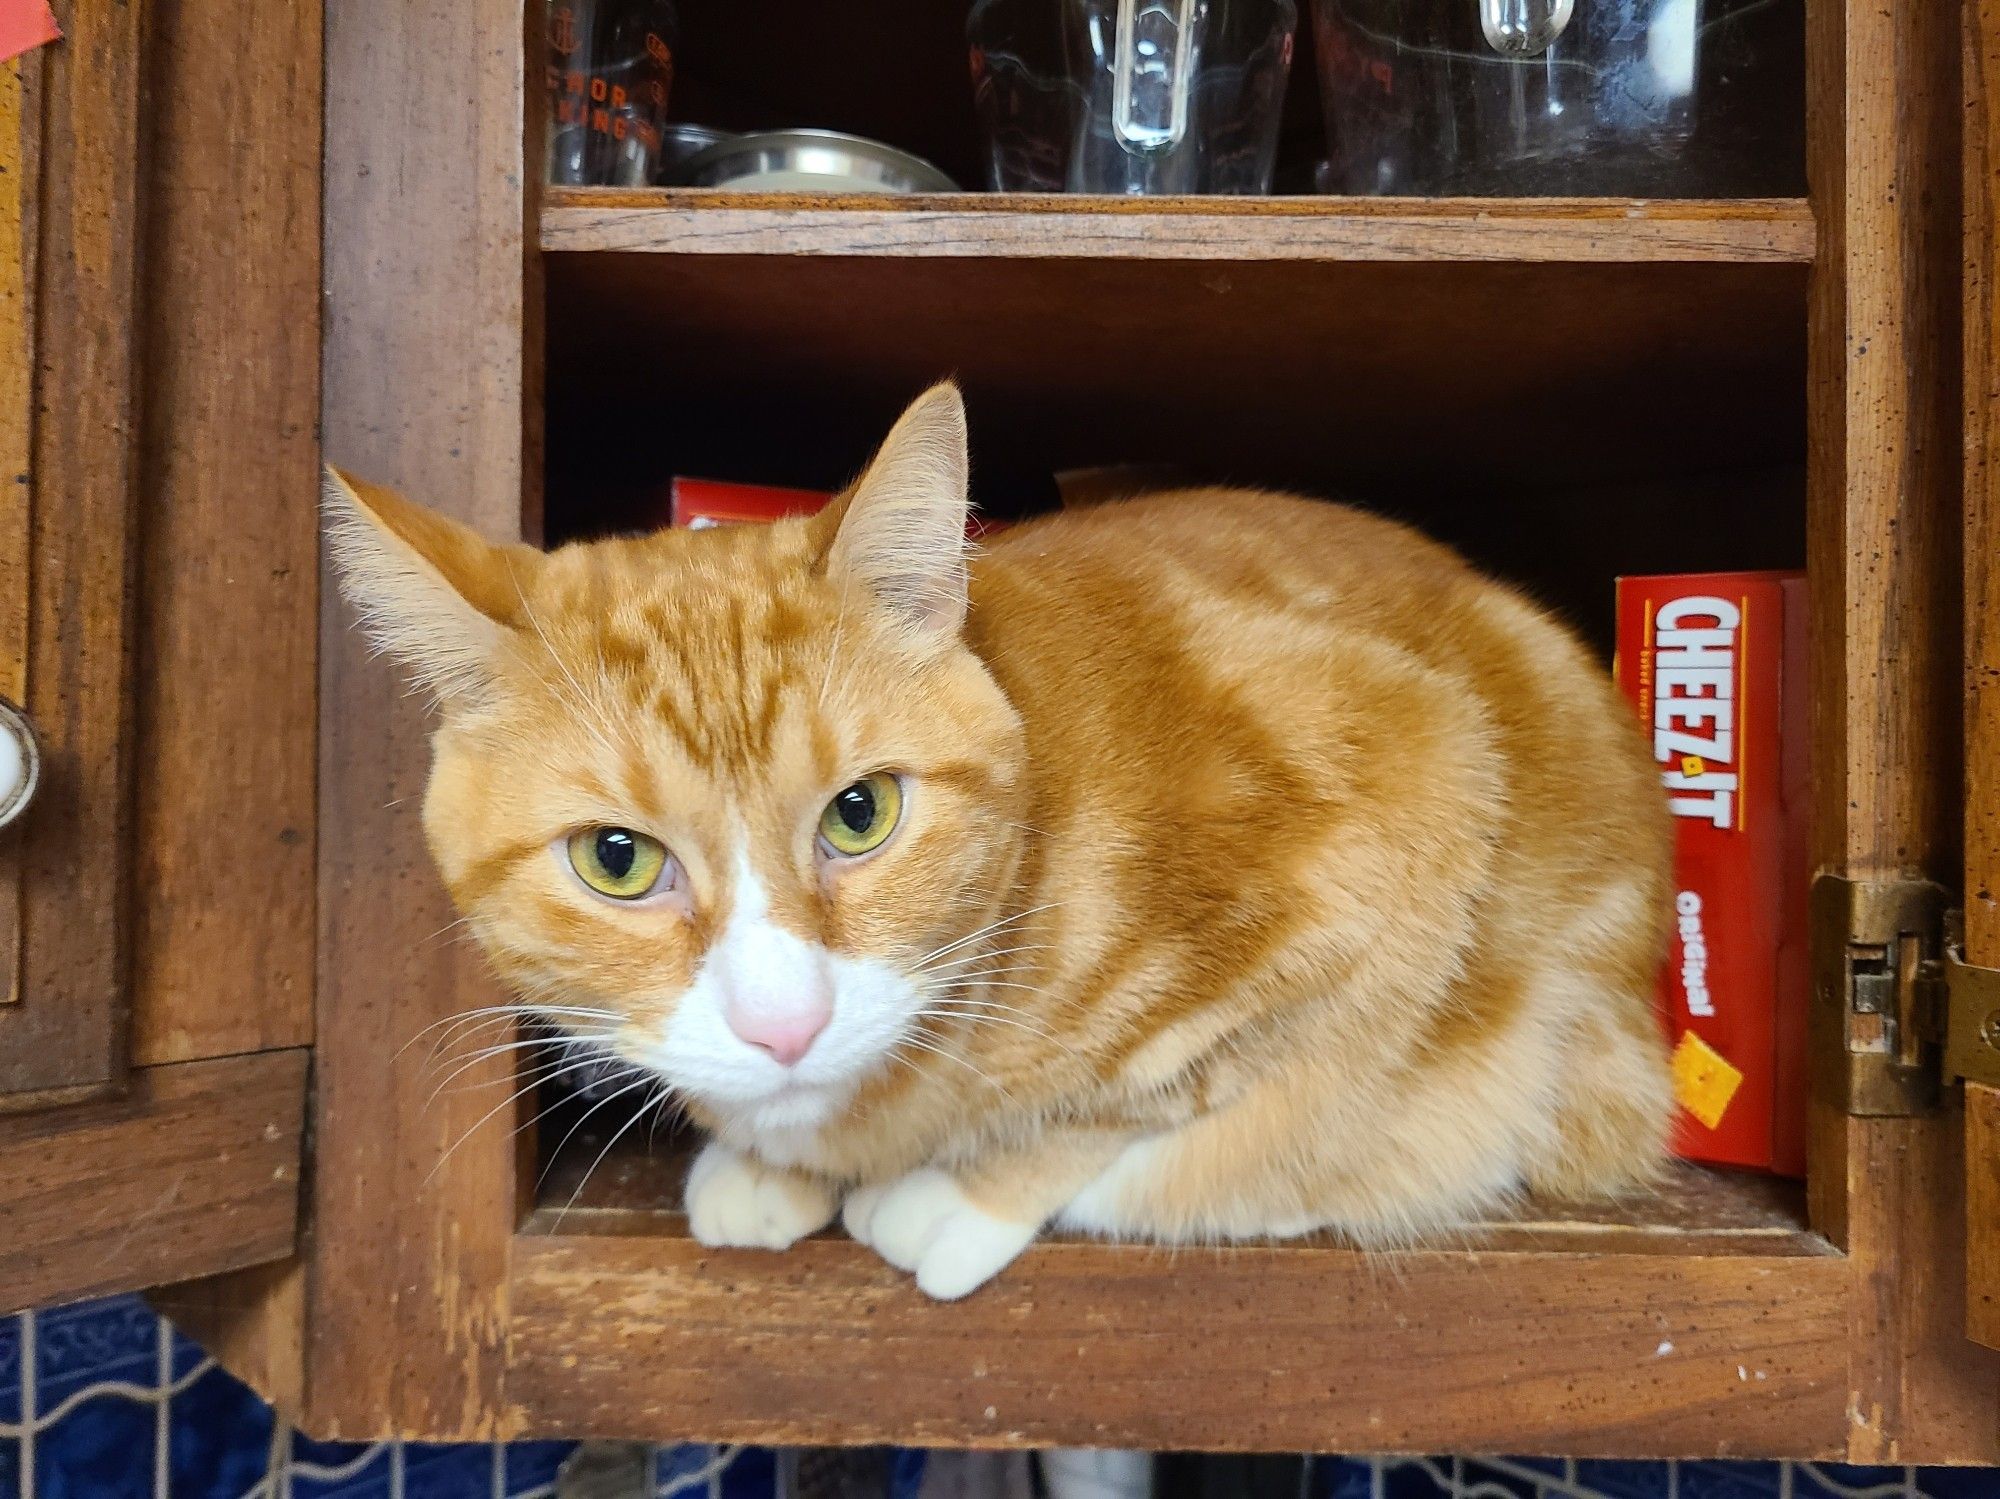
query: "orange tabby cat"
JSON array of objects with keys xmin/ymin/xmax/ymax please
[{"xmin": 328, "ymin": 384, "xmax": 1672, "ymax": 1300}]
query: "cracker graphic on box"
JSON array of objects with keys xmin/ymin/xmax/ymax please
[{"xmin": 1671, "ymin": 1031, "xmax": 1744, "ymax": 1130}]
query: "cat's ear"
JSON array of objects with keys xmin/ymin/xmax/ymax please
[
  {"xmin": 322, "ymin": 467, "xmax": 540, "ymax": 705},
  {"xmin": 824, "ymin": 382, "xmax": 971, "ymax": 642}
]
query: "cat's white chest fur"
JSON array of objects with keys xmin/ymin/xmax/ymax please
[{"xmin": 715, "ymin": 1115, "xmax": 838, "ymax": 1172}]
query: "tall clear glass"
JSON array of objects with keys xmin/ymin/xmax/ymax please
[
  {"xmin": 546, "ymin": 0, "xmax": 680, "ymax": 187},
  {"xmin": 970, "ymin": 0, "xmax": 1297, "ymax": 195},
  {"xmin": 1310, "ymin": 0, "xmax": 1802, "ymax": 196}
]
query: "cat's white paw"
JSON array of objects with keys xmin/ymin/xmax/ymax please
[
  {"xmin": 684, "ymin": 1141, "xmax": 837, "ymax": 1250},
  {"xmin": 841, "ymin": 1169, "xmax": 1037, "ymax": 1300}
]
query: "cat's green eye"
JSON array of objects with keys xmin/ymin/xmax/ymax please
[
  {"xmin": 566, "ymin": 826, "xmax": 670, "ymax": 900},
  {"xmin": 819, "ymin": 773, "xmax": 902, "ymax": 858}
]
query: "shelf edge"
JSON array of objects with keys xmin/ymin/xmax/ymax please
[{"xmin": 540, "ymin": 195, "xmax": 1816, "ymax": 264}]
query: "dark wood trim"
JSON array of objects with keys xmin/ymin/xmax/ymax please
[{"xmin": 0, "ymin": 1050, "xmax": 306, "ymax": 1315}]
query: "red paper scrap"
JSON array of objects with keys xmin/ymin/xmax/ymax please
[{"xmin": 0, "ymin": 0, "xmax": 60, "ymax": 66}]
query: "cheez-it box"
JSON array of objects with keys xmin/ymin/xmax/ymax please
[
  {"xmin": 670, "ymin": 478, "xmax": 832, "ymax": 529},
  {"xmin": 1615, "ymin": 571, "xmax": 1808, "ymax": 1175}
]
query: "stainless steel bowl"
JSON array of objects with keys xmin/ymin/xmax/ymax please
[
  {"xmin": 678, "ymin": 129, "xmax": 959, "ymax": 194},
  {"xmin": 656, "ymin": 123, "xmax": 739, "ymax": 185}
]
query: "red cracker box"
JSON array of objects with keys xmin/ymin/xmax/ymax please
[
  {"xmin": 1615, "ymin": 571, "xmax": 1808, "ymax": 1175},
  {"xmin": 669, "ymin": 476, "xmax": 1007, "ymax": 540},
  {"xmin": 670, "ymin": 478, "xmax": 831, "ymax": 529}
]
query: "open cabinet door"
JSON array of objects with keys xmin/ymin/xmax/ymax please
[
  {"xmin": 0, "ymin": 0, "xmax": 139, "ymax": 1109},
  {"xmin": 0, "ymin": 4, "xmax": 307, "ymax": 1316},
  {"xmin": 1965, "ymin": 0, "xmax": 2000, "ymax": 1358}
]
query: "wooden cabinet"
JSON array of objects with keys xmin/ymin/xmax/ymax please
[
  {"xmin": 0, "ymin": 0, "xmax": 312, "ymax": 1309},
  {"xmin": 2, "ymin": 0, "xmax": 1999, "ymax": 1464}
]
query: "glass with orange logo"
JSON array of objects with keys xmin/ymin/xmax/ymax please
[{"xmin": 546, "ymin": 0, "xmax": 678, "ymax": 186}]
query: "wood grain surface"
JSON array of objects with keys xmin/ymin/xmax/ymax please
[
  {"xmin": 1962, "ymin": 0, "xmax": 2000, "ymax": 1363},
  {"xmin": 0, "ymin": 1050, "xmax": 305, "ymax": 1315},
  {"xmin": 127, "ymin": 0, "xmax": 321, "ymax": 1067},
  {"xmin": 507, "ymin": 1230, "xmax": 1846, "ymax": 1457},
  {"xmin": 0, "ymin": 52, "xmax": 37, "ymax": 1017},
  {"xmin": 0, "ymin": 0, "xmax": 144, "ymax": 1103},
  {"xmin": 1808, "ymin": 0, "xmax": 2000, "ymax": 1460},
  {"xmin": 305, "ymin": 0, "xmax": 533, "ymax": 1441},
  {"xmin": 541, "ymin": 191, "xmax": 1817, "ymax": 263},
  {"xmin": 539, "ymin": 1124, "xmax": 1815, "ymax": 1257}
]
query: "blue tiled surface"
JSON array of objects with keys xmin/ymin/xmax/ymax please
[
  {"xmin": 505, "ymin": 1440, "xmax": 577, "ymax": 1495},
  {"xmin": 8, "ymin": 1296, "xmax": 2000, "ymax": 1498},
  {"xmin": 0, "ymin": 1314, "xmax": 18, "ymax": 1427},
  {"xmin": 1800, "ymin": 1468, "xmax": 1927, "ymax": 1499},
  {"xmin": 888, "ymin": 1448, "xmax": 929, "ymax": 1499},
  {"xmin": 285, "ymin": 1440, "xmax": 389, "ymax": 1499},
  {"xmin": 1316, "ymin": 1456, "xmax": 1376, "ymax": 1499},
  {"xmin": 1678, "ymin": 1461, "xmax": 1786, "ymax": 1499}
]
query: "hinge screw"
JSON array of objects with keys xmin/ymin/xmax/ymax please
[{"xmin": 1982, "ymin": 1010, "xmax": 2000, "ymax": 1052}]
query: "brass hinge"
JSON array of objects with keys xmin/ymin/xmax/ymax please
[
  {"xmin": 1811, "ymin": 875, "xmax": 2000, "ymax": 1114},
  {"xmin": 1811, "ymin": 875, "xmax": 1949, "ymax": 1115},
  {"xmin": 1941, "ymin": 908, "xmax": 2000, "ymax": 1092}
]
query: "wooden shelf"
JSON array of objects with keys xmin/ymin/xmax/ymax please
[
  {"xmin": 542, "ymin": 189, "xmax": 1816, "ymax": 265},
  {"xmin": 511, "ymin": 1133, "xmax": 1843, "ymax": 1454},
  {"xmin": 536, "ymin": 1130, "xmax": 1815, "ymax": 1257}
]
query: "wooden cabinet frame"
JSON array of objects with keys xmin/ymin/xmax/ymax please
[{"xmin": 10, "ymin": 0, "xmax": 1998, "ymax": 1462}]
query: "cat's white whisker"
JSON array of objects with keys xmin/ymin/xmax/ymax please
[
  {"xmin": 534, "ymin": 1075, "xmax": 664, "ymax": 1199},
  {"xmin": 424, "ymin": 1051, "xmax": 640, "ymax": 1184},
  {"xmin": 911, "ymin": 1009, "xmax": 1078, "ymax": 1058},
  {"xmin": 915, "ymin": 993, "xmax": 1053, "ymax": 1022},
  {"xmin": 431, "ymin": 1047, "xmax": 611, "ymax": 1104},
  {"xmin": 422, "ymin": 1031, "xmax": 618, "ymax": 1099},
  {"xmin": 403, "ymin": 1001, "xmax": 622, "ymax": 1050},
  {"xmin": 415, "ymin": 915, "xmax": 477, "ymax": 952},
  {"xmin": 399, "ymin": 1003, "xmax": 542, "ymax": 1057},
  {"xmin": 409, "ymin": 1007, "xmax": 622, "ymax": 1070},
  {"xmin": 916, "ymin": 967, "xmax": 1048, "ymax": 991},
  {"xmin": 554, "ymin": 1082, "xmax": 673, "ymax": 1225},
  {"xmin": 910, "ymin": 903, "xmax": 1062, "ymax": 970},
  {"xmin": 892, "ymin": 1032, "xmax": 1020, "ymax": 1108},
  {"xmin": 912, "ymin": 941, "xmax": 1052, "ymax": 975}
]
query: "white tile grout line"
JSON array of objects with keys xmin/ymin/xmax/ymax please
[
  {"xmin": 155, "ymin": 1315, "xmax": 171, "ymax": 1499},
  {"xmin": 19, "ymin": 1309, "xmax": 32, "ymax": 1499},
  {"xmin": 656, "ymin": 1443, "xmax": 743, "ymax": 1499}
]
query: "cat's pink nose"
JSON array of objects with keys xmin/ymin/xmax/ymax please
[{"xmin": 725, "ymin": 1003, "xmax": 828, "ymax": 1068}]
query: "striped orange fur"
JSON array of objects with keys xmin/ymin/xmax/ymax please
[{"xmin": 327, "ymin": 384, "xmax": 1672, "ymax": 1299}]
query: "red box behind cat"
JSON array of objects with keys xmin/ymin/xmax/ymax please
[
  {"xmin": 669, "ymin": 477, "xmax": 1005, "ymax": 539},
  {"xmin": 1615, "ymin": 571, "xmax": 1808, "ymax": 1175}
]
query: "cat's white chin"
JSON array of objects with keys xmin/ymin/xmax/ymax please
[{"xmin": 728, "ymin": 1083, "xmax": 850, "ymax": 1135}]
